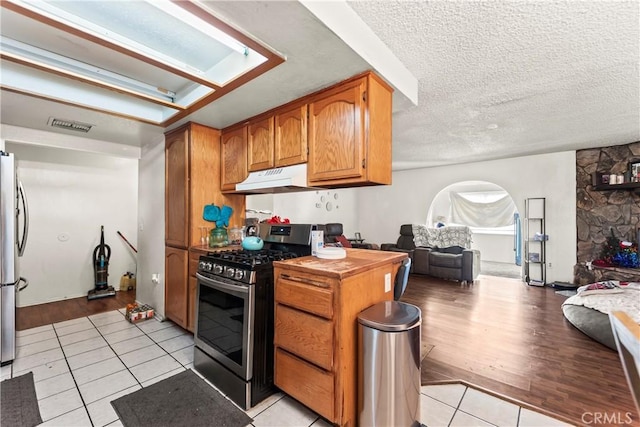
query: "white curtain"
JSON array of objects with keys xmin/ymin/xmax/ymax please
[{"xmin": 449, "ymin": 192, "xmax": 515, "ymax": 227}]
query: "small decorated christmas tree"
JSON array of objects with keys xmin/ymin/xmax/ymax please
[
  {"xmin": 599, "ymin": 228, "xmax": 620, "ymax": 262},
  {"xmin": 595, "ymin": 228, "xmax": 640, "ymax": 268}
]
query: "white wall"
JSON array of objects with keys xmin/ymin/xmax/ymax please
[
  {"xmin": 355, "ymin": 151, "xmax": 577, "ymax": 283},
  {"xmin": 135, "ymin": 137, "xmax": 166, "ymax": 318},
  {"xmin": 6, "ymin": 143, "xmax": 138, "ymax": 306},
  {"xmin": 247, "ymin": 188, "xmax": 361, "ymax": 237},
  {"xmin": 472, "ymin": 233, "xmax": 516, "ymax": 263}
]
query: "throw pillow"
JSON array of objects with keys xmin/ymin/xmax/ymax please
[{"xmin": 335, "ymin": 235, "xmax": 352, "ymax": 248}]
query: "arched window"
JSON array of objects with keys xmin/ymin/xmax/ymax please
[{"xmin": 428, "ymin": 181, "xmax": 516, "ymax": 234}]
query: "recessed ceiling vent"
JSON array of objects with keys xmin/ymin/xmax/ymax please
[{"xmin": 47, "ymin": 117, "xmax": 94, "ymax": 133}]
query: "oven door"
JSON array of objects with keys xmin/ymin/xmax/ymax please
[{"xmin": 195, "ymin": 272, "xmax": 254, "ymax": 380}]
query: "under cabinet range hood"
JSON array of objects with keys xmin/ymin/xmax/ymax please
[{"xmin": 235, "ymin": 163, "xmax": 321, "ymax": 193}]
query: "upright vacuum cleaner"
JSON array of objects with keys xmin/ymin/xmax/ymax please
[{"xmin": 88, "ymin": 226, "xmax": 116, "ymax": 300}]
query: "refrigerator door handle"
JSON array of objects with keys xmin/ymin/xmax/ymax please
[
  {"xmin": 18, "ymin": 277, "xmax": 28, "ymax": 292},
  {"xmin": 17, "ymin": 180, "xmax": 29, "ymax": 256}
]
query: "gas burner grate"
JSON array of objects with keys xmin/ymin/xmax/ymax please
[{"xmin": 206, "ymin": 249, "xmax": 298, "ymax": 267}]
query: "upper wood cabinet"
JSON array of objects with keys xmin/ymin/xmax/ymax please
[
  {"xmin": 220, "ymin": 70, "xmax": 392, "ymax": 190},
  {"xmin": 247, "ymin": 104, "xmax": 308, "ymax": 172},
  {"xmin": 165, "ymin": 128, "xmax": 189, "ymax": 248},
  {"xmin": 248, "ymin": 117, "xmax": 275, "ymax": 171},
  {"xmin": 275, "ymin": 104, "xmax": 308, "ymax": 168},
  {"xmin": 221, "ymin": 125, "xmax": 248, "ymax": 191},
  {"xmin": 167, "ymin": 122, "xmax": 245, "ymax": 248},
  {"xmin": 308, "ymin": 72, "xmax": 392, "ymax": 187}
]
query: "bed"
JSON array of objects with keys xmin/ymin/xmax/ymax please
[{"xmin": 561, "ymin": 281, "xmax": 640, "ymax": 350}]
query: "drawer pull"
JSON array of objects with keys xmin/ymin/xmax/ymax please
[{"xmin": 281, "ymin": 274, "xmax": 330, "ymax": 288}]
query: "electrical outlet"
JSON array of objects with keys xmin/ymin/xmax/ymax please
[
  {"xmin": 151, "ymin": 273, "xmax": 160, "ymax": 284},
  {"xmin": 548, "ymin": 262, "xmax": 553, "ymax": 268},
  {"xmin": 384, "ymin": 273, "xmax": 391, "ymax": 293}
]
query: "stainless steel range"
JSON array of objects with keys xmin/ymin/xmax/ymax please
[{"xmin": 193, "ymin": 223, "xmax": 315, "ymax": 410}]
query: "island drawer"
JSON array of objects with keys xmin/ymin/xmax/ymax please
[
  {"xmin": 275, "ymin": 273, "xmax": 334, "ymax": 319},
  {"xmin": 275, "ymin": 304, "xmax": 333, "ymax": 370},
  {"xmin": 275, "ymin": 348, "xmax": 334, "ymax": 421}
]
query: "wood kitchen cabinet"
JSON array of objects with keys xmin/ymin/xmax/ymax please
[
  {"xmin": 248, "ymin": 116, "xmax": 275, "ymax": 171},
  {"xmin": 165, "ymin": 122, "xmax": 245, "ymax": 331},
  {"xmin": 165, "ymin": 246, "xmax": 188, "ymax": 328},
  {"xmin": 247, "ymin": 103, "xmax": 308, "ymax": 173},
  {"xmin": 274, "ymin": 103, "xmax": 308, "ymax": 167},
  {"xmin": 307, "ymin": 72, "xmax": 393, "ymax": 187},
  {"xmin": 273, "ymin": 249, "xmax": 406, "ymax": 427},
  {"xmin": 221, "ymin": 125, "xmax": 248, "ymax": 191},
  {"xmin": 220, "ymin": 71, "xmax": 392, "ymax": 191},
  {"xmin": 165, "ymin": 247, "xmax": 202, "ymax": 332},
  {"xmin": 165, "ymin": 128, "xmax": 189, "ymax": 248}
]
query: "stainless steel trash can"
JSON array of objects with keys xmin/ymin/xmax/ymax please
[{"xmin": 358, "ymin": 300, "xmax": 421, "ymax": 427}]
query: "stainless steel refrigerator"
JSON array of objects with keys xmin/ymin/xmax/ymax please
[{"xmin": 1, "ymin": 151, "xmax": 29, "ymax": 365}]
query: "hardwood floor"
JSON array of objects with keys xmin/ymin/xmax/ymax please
[
  {"xmin": 16, "ymin": 290, "xmax": 136, "ymax": 331},
  {"xmin": 14, "ymin": 276, "xmax": 637, "ymax": 426},
  {"xmin": 401, "ymin": 274, "xmax": 638, "ymax": 427}
]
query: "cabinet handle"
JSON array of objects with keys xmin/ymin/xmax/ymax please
[{"xmin": 281, "ymin": 274, "xmax": 330, "ymax": 288}]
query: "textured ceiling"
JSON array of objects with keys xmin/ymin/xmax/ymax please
[
  {"xmin": 1, "ymin": 1, "xmax": 638, "ymax": 170},
  {"xmin": 348, "ymin": 0, "xmax": 640, "ymax": 169}
]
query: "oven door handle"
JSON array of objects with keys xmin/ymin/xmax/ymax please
[{"xmin": 196, "ymin": 272, "xmax": 249, "ymax": 294}]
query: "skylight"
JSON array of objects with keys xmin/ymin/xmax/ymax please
[{"xmin": 0, "ymin": 0, "xmax": 284, "ymax": 126}]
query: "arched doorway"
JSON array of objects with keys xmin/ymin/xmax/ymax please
[{"xmin": 427, "ymin": 180, "xmax": 521, "ymax": 279}]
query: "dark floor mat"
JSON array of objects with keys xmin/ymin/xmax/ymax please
[
  {"xmin": 111, "ymin": 369, "xmax": 252, "ymax": 427},
  {"xmin": 1, "ymin": 371, "xmax": 43, "ymax": 427}
]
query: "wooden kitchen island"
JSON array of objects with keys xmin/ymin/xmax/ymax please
[{"xmin": 272, "ymin": 249, "xmax": 407, "ymax": 427}]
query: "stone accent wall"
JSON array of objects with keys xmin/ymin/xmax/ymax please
[{"xmin": 574, "ymin": 141, "xmax": 640, "ymax": 284}]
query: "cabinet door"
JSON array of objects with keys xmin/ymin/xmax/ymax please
[
  {"xmin": 221, "ymin": 126, "xmax": 248, "ymax": 191},
  {"xmin": 275, "ymin": 104, "xmax": 308, "ymax": 167},
  {"xmin": 308, "ymin": 81, "xmax": 365, "ymax": 183},
  {"xmin": 165, "ymin": 128, "xmax": 189, "ymax": 248},
  {"xmin": 165, "ymin": 246, "xmax": 188, "ymax": 328},
  {"xmin": 248, "ymin": 117, "xmax": 274, "ymax": 171}
]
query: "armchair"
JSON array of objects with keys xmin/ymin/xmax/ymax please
[
  {"xmin": 380, "ymin": 224, "xmax": 416, "ymax": 270},
  {"xmin": 417, "ymin": 245, "xmax": 480, "ymax": 284}
]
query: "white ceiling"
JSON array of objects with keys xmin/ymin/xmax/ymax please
[{"xmin": 1, "ymin": 1, "xmax": 638, "ymax": 170}]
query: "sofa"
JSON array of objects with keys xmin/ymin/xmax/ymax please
[{"xmin": 383, "ymin": 224, "xmax": 480, "ymax": 283}]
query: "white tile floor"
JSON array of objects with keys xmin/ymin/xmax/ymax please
[{"xmin": 0, "ymin": 309, "xmax": 571, "ymax": 427}]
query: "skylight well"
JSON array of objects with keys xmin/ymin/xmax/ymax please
[{"xmin": 0, "ymin": 0, "xmax": 284, "ymax": 125}]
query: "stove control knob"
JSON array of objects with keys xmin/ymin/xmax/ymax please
[
  {"xmin": 205, "ymin": 262, "xmax": 213, "ymax": 271},
  {"xmin": 234, "ymin": 270, "xmax": 245, "ymax": 280},
  {"xmin": 213, "ymin": 264, "xmax": 223, "ymax": 275},
  {"xmin": 225, "ymin": 267, "xmax": 235, "ymax": 278},
  {"xmin": 198, "ymin": 261, "xmax": 206, "ymax": 270}
]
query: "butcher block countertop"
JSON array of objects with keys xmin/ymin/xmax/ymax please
[{"xmin": 273, "ymin": 248, "xmax": 407, "ymax": 279}]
